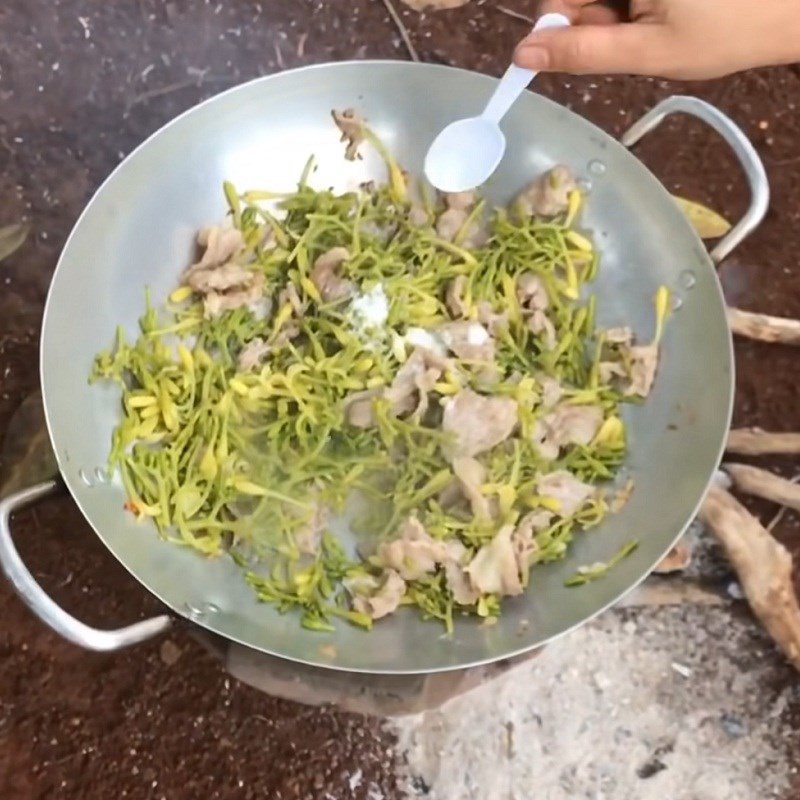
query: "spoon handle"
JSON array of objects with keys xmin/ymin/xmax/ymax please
[{"xmin": 481, "ymin": 13, "xmax": 570, "ymax": 124}]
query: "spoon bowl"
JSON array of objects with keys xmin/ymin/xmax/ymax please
[
  {"xmin": 423, "ymin": 116, "xmax": 506, "ymax": 194},
  {"xmin": 424, "ymin": 12, "xmax": 570, "ymax": 192}
]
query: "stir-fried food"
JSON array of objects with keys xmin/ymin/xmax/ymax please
[{"xmin": 91, "ymin": 110, "xmax": 669, "ymax": 633}]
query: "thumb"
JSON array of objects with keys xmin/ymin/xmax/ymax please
[{"xmin": 514, "ymin": 23, "xmax": 666, "ymax": 76}]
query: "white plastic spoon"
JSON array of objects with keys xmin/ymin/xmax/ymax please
[{"xmin": 424, "ymin": 12, "xmax": 570, "ymax": 193}]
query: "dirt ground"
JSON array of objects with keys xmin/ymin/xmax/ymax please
[{"xmin": 1, "ymin": 1, "xmax": 800, "ymax": 798}]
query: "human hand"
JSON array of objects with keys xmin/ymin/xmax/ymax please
[{"xmin": 514, "ymin": 0, "xmax": 800, "ymax": 80}]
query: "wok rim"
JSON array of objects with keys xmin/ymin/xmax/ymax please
[{"xmin": 39, "ymin": 59, "xmax": 735, "ymax": 674}]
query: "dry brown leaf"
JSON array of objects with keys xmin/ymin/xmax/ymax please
[
  {"xmin": 699, "ymin": 485, "xmax": 800, "ymax": 670},
  {"xmin": 727, "ymin": 428, "xmax": 800, "ymax": 456},
  {"xmin": 653, "ymin": 540, "xmax": 692, "ymax": 574},
  {"xmin": 400, "ymin": 0, "xmax": 469, "ymax": 10},
  {"xmin": 727, "ymin": 307, "xmax": 800, "ymax": 345},
  {"xmin": 673, "ymin": 196, "xmax": 731, "ymax": 239},
  {"xmin": 0, "ymin": 222, "xmax": 30, "ymax": 263}
]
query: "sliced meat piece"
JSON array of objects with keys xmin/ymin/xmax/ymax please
[
  {"xmin": 343, "ymin": 388, "xmax": 382, "ymax": 429},
  {"xmin": 605, "ymin": 326, "xmax": 633, "ymax": 345},
  {"xmin": 514, "ymin": 165, "xmax": 576, "ymax": 218},
  {"xmin": 408, "ymin": 368, "xmax": 439, "ymax": 420},
  {"xmin": 442, "ymin": 389, "xmax": 518, "ymax": 460},
  {"xmin": 237, "ymin": 337, "xmax": 271, "ymax": 372},
  {"xmin": 268, "ymin": 283, "xmax": 306, "ymax": 344},
  {"xmin": 517, "ymin": 274, "xmax": 556, "ymax": 348},
  {"xmin": 445, "ymin": 190, "xmax": 478, "ymax": 211},
  {"xmin": 465, "ymin": 525, "xmax": 523, "ymax": 597},
  {"xmin": 532, "ymin": 403, "xmax": 604, "ymax": 460},
  {"xmin": 475, "ymin": 301, "xmax": 509, "ymax": 336},
  {"xmin": 438, "ymin": 321, "xmax": 494, "ymax": 362},
  {"xmin": 537, "ymin": 471, "xmax": 594, "ymax": 518},
  {"xmin": 461, "ymin": 221, "xmax": 488, "ymax": 249},
  {"xmin": 184, "ymin": 225, "xmax": 265, "ymax": 318},
  {"xmin": 435, "ymin": 192, "xmax": 488, "ymax": 248},
  {"xmin": 530, "ymin": 421, "xmax": 558, "ymax": 462},
  {"xmin": 310, "ymin": 246, "xmax": 354, "ymax": 302},
  {"xmin": 377, "ymin": 517, "xmax": 449, "ymax": 581},
  {"xmin": 445, "ymin": 275, "xmax": 468, "ymax": 319},
  {"xmin": 194, "ymin": 225, "xmax": 245, "ymax": 270},
  {"xmin": 436, "ymin": 207, "xmax": 468, "ymax": 243},
  {"xmin": 452, "ymin": 456, "xmax": 495, "ymax": 520},
  {"xmin": 527, "ymin": 310, "xmax": 557, "ymax": 350},
  {"xmin": 385, "ymin": 347, "xmax": 449, "ymax": 420},
  {"xmin": 516, "ymin": 273, "xmax": 549, "ymax": 311},
  {"xmin": 553, "ymin": 404, "xmax": 604, "ymax": 446},
  {"xmin": 626, "ymin": 344, "xmax": 659, "ymax": 398},
  {"xmin": 443, "ymin": 540, "xmax": 479, "ymax": 605},
  {"xmin": 272, "ymin": 320, "xmax": 301, "ymax": 349},
  {"xmin": 331, "ymin": 108, "xmax": 366, "ymax": 161},
  {"xmin": 202, "ymin": 272, "xmax": 265, "ymax": 318},
  {"xmin": 512, "ymin": 510, "xmax": 552, "ymax": 574},
  {"xmin": 537, "ymin": 375, "xmax": 564, "ymax": 410},
  {"xmin": 598, "ymin": 361, "xmax": 627, "ymax": 384},
  {"xmin": 404, "ymin": 176, "xmax": 431, "ymax": 228},
  {"xmin": 187, "ymin": 263, "xmax": 253, "ymax": 293},
  {"xmin": 278, "ymin": 282, "xmax": 304, "ymax": 316},
  {"xmin": 445, "ymin": 560, "xmax": 479, "ymax": 605},
  {"xmin": 345, "ymin": 570, "xmax": 406, "ymax": 620},
  {"xmin": 444, "ymin": 189, "xmax": 479, "ymax": 211},
  {"xmin": 597, "ymin": 325, "xmax": 659, "ymax": 397},
  {"xmin": 408, "ymin": 205, "xmax": 430, "ymax": 227}
]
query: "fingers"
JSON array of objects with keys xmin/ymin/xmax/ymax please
[
  {"xmin": 536, "ymin": 0, "xmax": 598, "ymax": 20},
  {"xmin": 514, "ymin": 22, "xmax": 667, "ymax": 75},
  {"xmin": 577, "ymin": 5, "xmax": 623, "ymax": 25},
  {"xmin": 537, "ymin": 0, "xmax": 623, "ymax": 21}
]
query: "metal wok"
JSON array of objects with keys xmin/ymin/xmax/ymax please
[{"xmin": 0, "ymin": 62, "xmax": 768, "ymax": 674}]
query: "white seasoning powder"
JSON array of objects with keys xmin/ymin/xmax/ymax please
[
  {"xmin": 349, "ymin": 284, "xmax": 389, "ymax": 330},
  {"xmin": 465, "ymin": 322, "xmax": 490, "ymax": 346},
  {"xmin": 404, "ymin": 327, "xmax": 447, "ymax": 357}
]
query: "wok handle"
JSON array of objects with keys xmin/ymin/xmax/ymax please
[
  {"xmin": 621, "ymin": 95, "xmax": 769, "ymax": 263},
  {"xmin": 0, "ymin": 480, "xmax": 172, "ymax": 651}
]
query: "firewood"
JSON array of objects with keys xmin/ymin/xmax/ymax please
[
  {"xmin": 728, "ymin": 307, "xmax": 800, "ymax": 345},
  {"xmin": 727, "ymin": 428, "xmax": 800, "ymax": 455},
  {"xmin": 725, "ymin": 463, "xmax": 800, "ymax": 512},
  {"xmin": 700, "ymin": 485, "xmax": 800, "ymax": 670}
]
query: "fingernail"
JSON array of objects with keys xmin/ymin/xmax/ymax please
[{"xmin": 514, "ymin": 45, "xmax": 550, "ymax": 71}]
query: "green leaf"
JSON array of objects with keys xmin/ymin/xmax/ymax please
[
  {"xmin": 0, "ymin": 222, "xmax": 30, "ymax": 263},
  {"xmin": 672, "ymin": 196, "xmax": 731, "ymax": 239}
]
